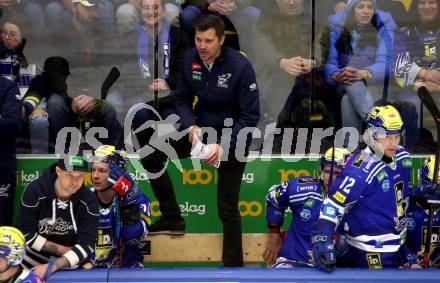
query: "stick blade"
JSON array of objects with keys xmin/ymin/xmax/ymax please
[{"xmin": 417, "ymin": 85, "xmax": 440, "ymax": 122}]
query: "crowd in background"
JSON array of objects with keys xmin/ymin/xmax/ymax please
[{"xmin": 0, "ymin": 0, "xmax": 439, "ymax": 155}]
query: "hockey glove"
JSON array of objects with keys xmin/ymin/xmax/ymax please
[
  {"xmin": 398, "ymin": 245, "xmax": 418, "ymax": 268},
  {"xmin": 311, "ymin": 220, "xmax": 336, "ymax": 272},
  {"xmin": 411, "ymin": 183, "xmax": 440, "ymax": 199},
  {"xmin": 108, "ymin": 163, "xmax": 134, "ymax": 198},
  {"xmin": 120, "ymin": 202, "xmax": 141, "ymax": 225},
  {"xmin": 334, "ymin": 234, "xmax": 348, "ymax": 258},
  {"xmin": 121, "ymin": 220, "xmax": 147, "ymax": 245}
]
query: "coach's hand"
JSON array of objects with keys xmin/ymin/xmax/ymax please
[{"xmin": 202, "ymin": 144, "xmax": 223, "ymax": 166}]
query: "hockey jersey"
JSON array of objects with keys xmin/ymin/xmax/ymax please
[
  {"xmin": 91, "ymin": 185, "xmax": 151, "ymax": 268},
  {"xmin": 266, "ymin": 176, "xmax": 324, "ymax": 264},
  {"xmin": 406, "ymin": 198, "xmax": 440, "ymax": 267},
  {"xmin": 8, "ymin": 266, "xmax": 43, "ymax": 283},
  {"xmin": 320, "ymin": 146, "xmax": 411, "ymax": 254},
  {"xmin": 394, "ymin": 26, "xmax": 439, "ymax": 87}
]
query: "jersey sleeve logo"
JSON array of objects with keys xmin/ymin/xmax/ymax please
[{"xmin": 333, "ymin": 191, "xmax": 347, "ymax": 204}]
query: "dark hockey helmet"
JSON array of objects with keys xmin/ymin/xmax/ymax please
[{"xmin": 93, "ymin": 145, "xmax": 127, "ymax": 171}]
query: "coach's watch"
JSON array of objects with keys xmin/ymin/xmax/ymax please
[{"xmin": 364, "ymin": 70, "xmax": 373, "ymax": 80}]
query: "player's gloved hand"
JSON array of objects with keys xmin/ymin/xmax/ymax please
[
  {"xmin": 398, "ymin": 245, "xmax": 419, "ymax": 268},
  {"xmin": 312, "ymin": 230, "xmax": 336, "ymax": 272},
  {"xmin": 334, "ymin": 234, "xmax": 348, "ymax": 258},
  {"xmin": 411, "ymin": 182, "xmax": 440, "ymax": 199},
  {"xmin": 121, "ymin": 220, "xmax": 147, "ymax": 245},
  {"xmin": 108, "ymin": 163, "xmax": 134, "ymax": 198}
]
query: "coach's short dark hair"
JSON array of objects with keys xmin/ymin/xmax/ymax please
[{"xmin": 194, "ymin": 14, "xmax": 225, "ymax": 38}]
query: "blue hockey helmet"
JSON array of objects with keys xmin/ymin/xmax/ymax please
[{"xmin": 93, "ymin": 145, "xmax": 128, "ymax": 171}]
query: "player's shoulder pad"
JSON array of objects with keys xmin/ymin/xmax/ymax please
[
  {"xmin": 345, "ymin": 152, "xmax": 379, "ymax": 173},
  {"xmin": 290, "ymin": 176, "xmax": 321, "ymax": 194},
  {"xmin": 395, "ymin": 146, "xmax": 411, "ymax": 168}
]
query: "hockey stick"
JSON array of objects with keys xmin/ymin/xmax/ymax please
[
  {"xmin": 101, "ymin": 66, "xmax": 120, "ymax": 100},
  {"xmin": 416, "ymin": 84, "xmax": 440, "ymax": 268},
  {"xmin": 153, "ymin": 33, "xmax": 159, "ymax": 111}
]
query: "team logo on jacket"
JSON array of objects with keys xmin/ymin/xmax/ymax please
[
  {"xmin": 249, "ymin": 83, "xmax": 257, "ymax": 91},
  {"xmin": 192, "ymin": 70, "xmax": 202, "ymax": 81},
  {"xmin": 38, "ymin": 217, "xmax": 74, "ymax": 236},
  {"xmin": 217, "ymin": 73, "xmax": 231, "ymax": 88},
  {"xmin": 192, "ymin": 63, "xmax": 201, "ymax": 70}
]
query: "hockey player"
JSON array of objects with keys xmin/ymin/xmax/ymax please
[
  {"xmin": 263, "ymin": 147, "xmax": 351, "ymax": 268},
  {"xmin": 91, "ymin": 145, "xmax": 151, "ymax": 268},
  {"xmin": 0, "ymin": 226, "xmax": 43, "ymax": 283},
  {"xmin": 312, "ymin": 105, "xmax": 412, "ymax": 270},
  {"xmin": 16, "ymin": 154, "xmax": 99, "ymax": 280},
  {"xmin": 406, "ymin": 155, "xmax": 440, "ymax": 267}
]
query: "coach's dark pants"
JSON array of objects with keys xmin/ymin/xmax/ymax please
[
  {"xmin": 133, "ymin": 103, "xmax": 246, "ymax": 267},
  {"xmin": 0, "ymin": 181, "xmax": 15, "ymax": 226}
]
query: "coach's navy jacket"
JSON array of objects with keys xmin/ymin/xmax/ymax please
[
  {"xmin": 0, "ymin": 77, "xmax": 21, "ymax": 182},
  {"xmin": 173, "ymin": 46, "xmax": 260, "ymax": 151}
]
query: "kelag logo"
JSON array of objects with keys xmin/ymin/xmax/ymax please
[
  {"xmin": 182, "ymin": 169, "xmax": 213, "ymax": 185},
  {"xmin": 20, "ymin": 170, "xmax": 40, "ymax": 186},
  {"xmin": 279, "ymin": 169, "xmax": 311, "ymax": 182},
  {"xmin": 150, "ymin": 201, "xmax": 206, "ymax": 217},
  {"xmin": 129, "ymin": 171, "xmax": 149, "ymax": 182},
  {"xmin": 239, "ymin": 201, "xmax": 262, "ymax": 217}
]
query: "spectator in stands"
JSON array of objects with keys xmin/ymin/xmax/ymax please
[
  {"xmin": 15, "ymin": 154, "xmax": 99, "ymax": 281},
  {"xmin": 22, "ymin": 56, "xmax": 122, "ymax": 153},
  {"xmin": 390, "ymin": 0, "xmax": 440, "ymax": 151},
  {"xmin": 179, "ymin": 0, "xmax": 260, "ymax": 54},
  {"xmin": 133, "ymin": 15, "xmax": 259, "ymax": 267},
  {"xmin": 0, "ymin": 226, "xmax": 43, "ymax": 282},
  {"xmin": 116, "ymin": 0, "xmax": 180, "ymax": 37},
  {"xmin": 0, "ymin": 76, "xmax": 21, "ymax": 226},
  {"xmin": 46, "ymin": 0, "xmax": 120, "ymax": 105},
  {"xmin": 324, "ymin": 0, "xmax": 396, "ymax": 132},
  {"xmin": 252, "ymin": 0, "xmax": 314, "ymax": 126},
  {"xmin": 90, "ymin": 145, "xmax": 151, "ymax": 268},
  {"xmin": 24, "ymin": 0, "xmax": 116, "ymax": 51},
  {"xmin": 110, "ymin": 0, "xmax": 190, "ymax": 123},
  {"xmin": 0, "ymin": 16, "xmax": 36, "ymax": 97},
  {"xmin": 333, "ymin": 0, "xmax": 409, "ymax": 28},
  {"xmin": 394, "ymin": 0, "xmax": 440, "ymax": 93}
]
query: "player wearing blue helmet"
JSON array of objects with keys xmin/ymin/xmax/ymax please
[
  {"xmin": 313, "ymin": 105, "xmax": 413, "ymax": 270},
  {"xmin": 263, "ymin": 147, "xmax": 351, "ymax": 268},
  {"xmin": 90, "ymin": 145, "xmax": 151, "ymax": 268}
]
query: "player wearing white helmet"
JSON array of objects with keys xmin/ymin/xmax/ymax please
[
  {"xmin": 0, "ymin": 226, "xmax": 43, "ymax": 283},
  {"xmin": 263, "ymin": 147, "xmax": 351, "ymax": 268},
  {"xmin": 312, "ymin": 105, "xmax": 413, "ymax": 270}
]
